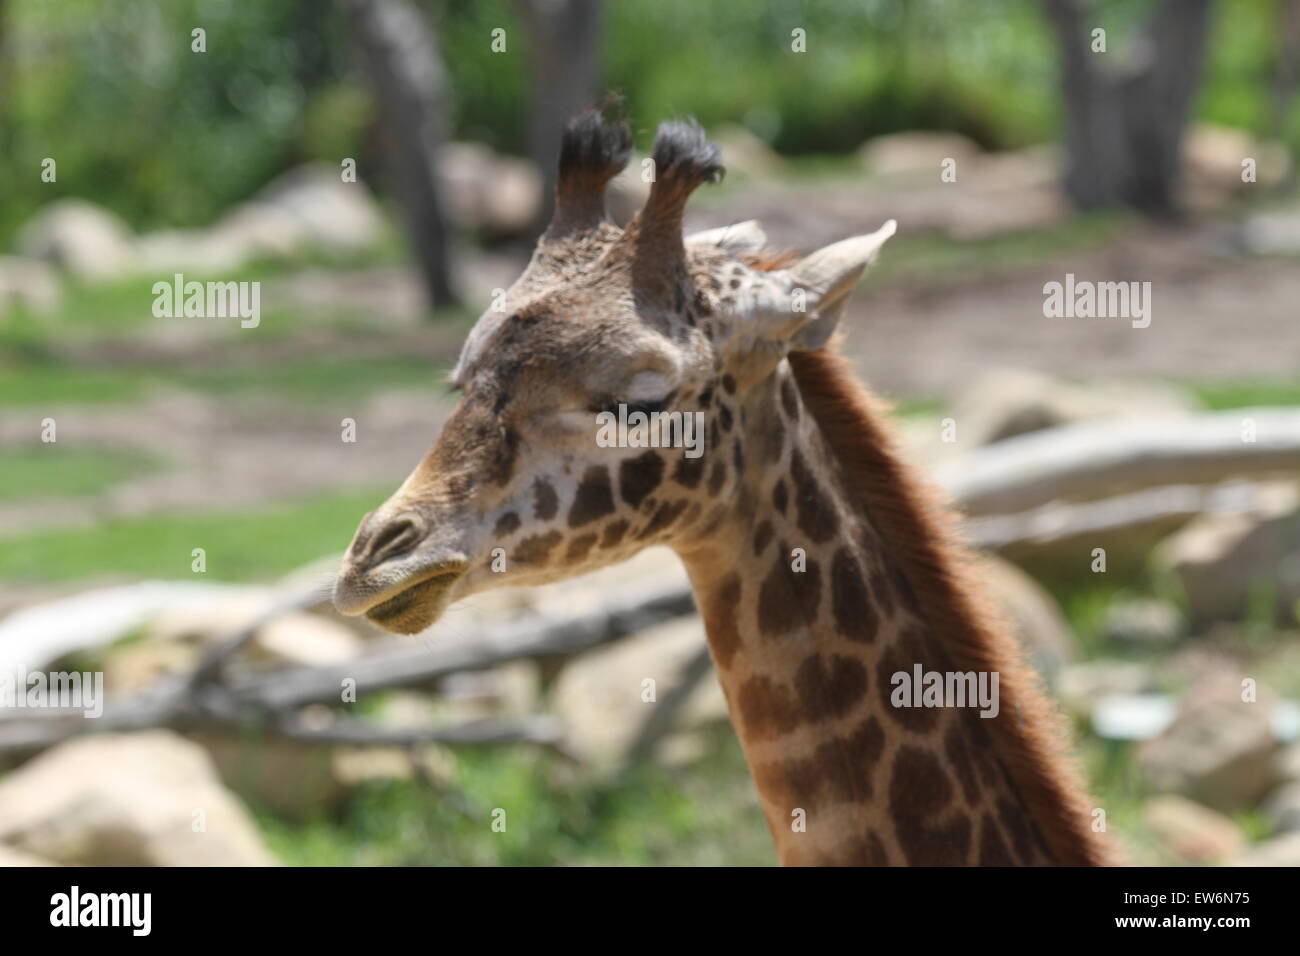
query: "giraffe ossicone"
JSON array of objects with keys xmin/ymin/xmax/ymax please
[{"xmin": 333, "ymin": 102, "xmax": 1111, "ymax": 867}]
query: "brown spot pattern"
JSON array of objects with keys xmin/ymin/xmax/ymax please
[
  {"xmin": 567, "ymin": 466, "xmax": 614, "ymax": 527},
  {"xmin": 619, "ymin": 451, "xmax": 664, "ymax": 509}
]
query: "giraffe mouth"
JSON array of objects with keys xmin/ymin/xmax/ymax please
[{"xmin": 362, "ymin": 568, "xmax": 464, "ymax": 633}]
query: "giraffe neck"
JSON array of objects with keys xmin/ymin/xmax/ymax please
[{"xmin": 675, "ymin": 353, "xmax": 1106, "ymax": 866}]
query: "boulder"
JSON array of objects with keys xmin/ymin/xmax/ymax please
[
  {"xmin": 1277, "ymin": 742, "xmax": 1300, "ymax": 782},
  {"xmin": 1232, "ymin": 831, "xmax": 1300, "ymax": 867},
  {"xmin": 1151, "ymin": 483, "xmax": 1300, "ymax": 628},
  {"xmin": 1138, "ymin": 688, "xmax": 1280, "ymax": 812},
  {"xmin": 1143, "ymin": 794, "xmax": 1246, "ymax": 863},
  {"xmin": 0, "ymin": 256, "xmax": 63, "ymax": 315},
  {"xmin": 711, "ymin": 123, "xmax": 784, "ymax": 178},
  {"xmin": 439, "ymin": 142, "xmax": 543, "ymax": 236},
  {"xmin": 1262, "ymin": 781, "xmax": 1300, "ymax": 834},
  {"xmin": 0, "ymin": 731, "xmax": 276, "ymax": 866},
  {"xmin": 104, "ymin": 640, "xmax": 205, "ymax": 695},
  {"xmin": 186, "ymin": 731, "xmax": 344, "ymax": 819},
  {"xmin": 133, "ymin": 227, "xmax": 251, "ymax": 274},
  {"xmin": 250, "ymin": 612, "xmax": 364, "ymax": 668},
  {"xmin": 253, "ymin": 163, "xmax": 385, "ymax": 252},
  {"xmin": 16, "ymin": 199, "xmax": 135, "ymax": 281},
  {"xmin": 859, "ymin": 130, "xmax": 983, "ymax": 177},
  {"xmin": 1183, "ymin": 124, "xmax": 1290, "ymax": 205},
  {"xmin": 0, "ymin": 845, "xmax": 58, "ymax": 866},
  {"xmin": 550, "ymin": 615, "xmax": 728, "ymax": 764}
]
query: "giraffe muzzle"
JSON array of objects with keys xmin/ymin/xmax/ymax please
[{"xmin": 333, "ymin": 508, "xmax": 470, "ymax": 628}]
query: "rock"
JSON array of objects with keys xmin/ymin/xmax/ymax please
[
  {"xmin": 711, "ymin": 123, "xmax": 784, "ymax": 178},
  {"xmin": 133, "ymin": 228, "xmax": 252, "ymax": 274},
  {"xmin": 1138, "ymin": 688, "xmax": 1281, "ymax": 812},
  {"xmin": 1183, "ymin": 124, "xmax": 1290, "ymax": 204},
  {"xmin": 1277, "ymin": 742, "xmax": 1300, "ymax": 782},
  {"xmin": 859, "ymin": 130, "xmax": 983, "ymax": 177},
  {"xmin": 1263, "ymin": 781, "xmax": 1300, "ymax": 834},
  {"xmin": 185, "ymin": 731, "xmax": 344, "ymax": 820},
  {"xmin": 252, "ymin": 163, "xmax": 385, "ymax": 252},
  {"xmin": 1232, "ymin": 831, "xmax": 1300, "ymax": 866},
  {"xmin": 976, "ymin": 554, "xmax": 1076, "ymax": 683},
  {"xmin": 0, "ymin": 845, "xmax": 58, "ymax": 866},
  {"xmin": 1103, "ymin": 598, "xmax": 1183, "ymax": 646},
  {"xmin": 1151, "ymin": 484, "xmax": 1300, "ymax": 628},
  {"xmin": 250, "ymin": 612, "xmax": 363, "ymax": 667},
  {"xmin": 104, "ymin": 640, "xmax": 205, "ymax": 695},
  {"xmin": 331, "ymin": 745, "xmax": 454, "ymax": 787},
  {"xmin": 0, "ymin": 731, "xmax": 276, "ymax": 865},
  {"xmin": 210, "ymin": 202, "xmax": 309, "ymax": 261},
  {"xmin": 16, "ymin": 199, "xmax": 135, "ymax": 281},
  {"xmin": 550, "ymin": 615, "xmax": 728, "ymax": 764},
  {"xmin": 144, "ymin": 590, "xmax": 274, "ymax": 646},
  {"xmin": 0, "ymin": 256, "xmax": 63, "ymax": 315},
  {"xmin": 439, "ymin": 142, "xmax": 543, "ymax": 236},
  {"xmin": 951, "ymin": 368, "xmax": 1195, "ymax": 447},
  {"xmin": 1144, "ymin": 794, "xmax": 1246, "ymax": 863},
  {"xmin": 1058, "ymin": 661, "xmax": 1154, "ymax": 714}
]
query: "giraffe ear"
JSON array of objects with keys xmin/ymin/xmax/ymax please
[
  {"xmin": 785, "ymin": 220, "xmax": 896, "ymax": 350},
  {"xmin": 685, "ymin": 220, "xmax": 767, "ymax": 255}
]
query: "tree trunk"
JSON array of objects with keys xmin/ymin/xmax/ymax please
[
  {"xmin": 1043, "ymin": 0, "xmax": 1213, "ymax": 219},
  {"xmin": 1272, "ymin": 0, "xmax": 1300, "ymax": 156},
  {"xmin": 341, "ymin": 0, "xmax": 459, "ymax": 309},
  {"xmin": 515, "ymin": 0, "xmax": 603, "ymax": 235}
]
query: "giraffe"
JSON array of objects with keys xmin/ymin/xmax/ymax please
[{"xmin": 333, "ymin": 103, "xmax": 1111, "ymax": 866}]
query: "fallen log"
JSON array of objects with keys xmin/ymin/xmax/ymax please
[{"xmin": 940, "ymin": 407, "xmax": 1300, "ymax": 515}]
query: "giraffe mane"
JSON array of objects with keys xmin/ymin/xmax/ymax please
[{"xmin": 787, "ymin": 345, "xmax": 1114, "ymax": 866}]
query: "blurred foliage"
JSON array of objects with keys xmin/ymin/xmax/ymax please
[
  {"xmin": 6, "ymin": 0, "xmax": 1296, "ymax": 242},
  {"xmin": 258, "ymin": 723, "xmax": 776, "ymax": 866}
]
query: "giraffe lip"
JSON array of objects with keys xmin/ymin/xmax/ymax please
[
  {"xmin": 334, "ymin": 554, "xmax": 469, "ymax": 617},
  {"xmin": 363, "ymin": 567, "xmax": 464, "ymax": 625}
]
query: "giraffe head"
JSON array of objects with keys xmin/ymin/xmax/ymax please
[{"xmin": 333, "ymin": 104, "xmax": 895, "ymax": 633}]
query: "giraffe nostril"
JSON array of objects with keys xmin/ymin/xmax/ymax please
[{"xmin": 363, "ymin": 515, "xmax": 425, "ymax": 568}]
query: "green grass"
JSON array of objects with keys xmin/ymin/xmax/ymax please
[
  {"xmin": 0, "ymin": 487, "xmax": 389, "ymax": 583},
  {"xmin": 1192, "ymin": 381, "xmax": 1300, "ymax": 411},
  {"xmin": 180, "ymin": 355, "xmax": 450, "ymax": 402},
  {"xmin": 0, "ymin": 445, "xmax": 162, "ymax": 501},
  {"xmin": 0, "ymin": 363, "xmax": 149, "ymax": 406},
  {"xmin": 0, "ymin": 354, "xmax": 450, "ymax": 407},
  {"xmin": 258, "ymin": 724, "xmax": 773, "ymax": 866}
]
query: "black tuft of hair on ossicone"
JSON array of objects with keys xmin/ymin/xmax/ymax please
[
  {"xmin": 557, "ymin": 93, "xmax": 634, "ymax": 190},
  {"xmin": 650, "ymin": 118, "xmax": 725, "ymax": 189}
]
